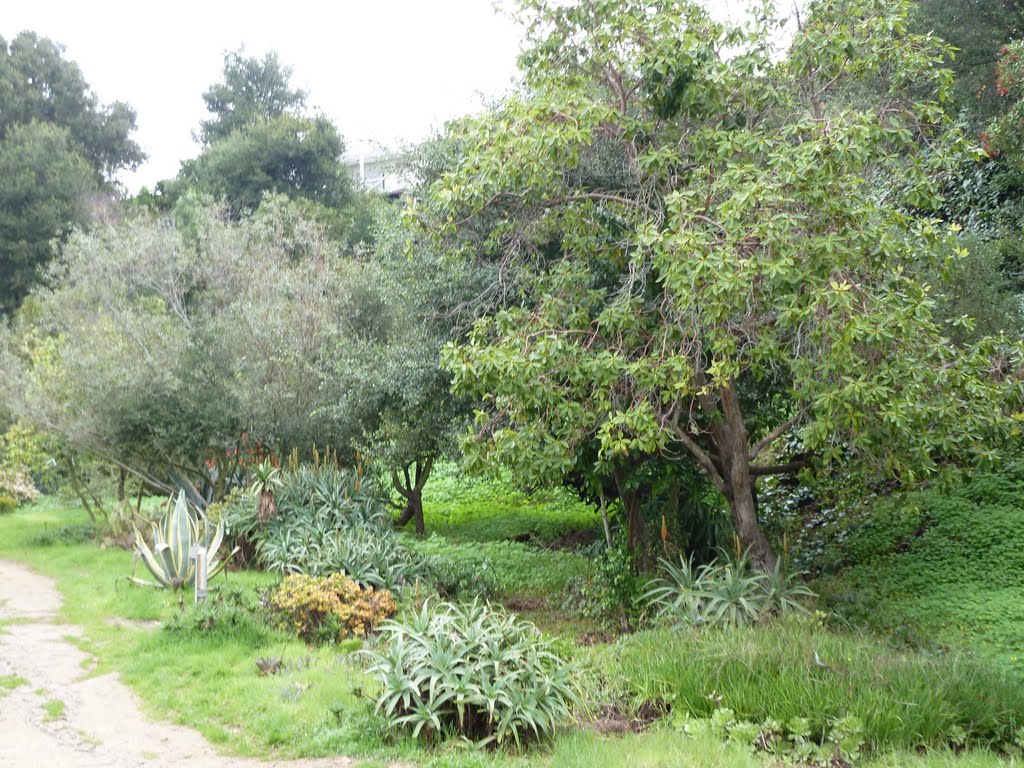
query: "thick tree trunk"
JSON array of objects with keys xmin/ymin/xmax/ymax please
[
  {"xmin": 392, "ymin": 456, "xmax": 433, "ymax": 536},
  {"xmin": 718, "ymin": 386, "xmax": 778, "ymax": 572}
]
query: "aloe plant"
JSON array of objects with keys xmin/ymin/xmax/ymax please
[{"xmin": 129, "ymin": 491, "xmax": 239, "ymax": 589}]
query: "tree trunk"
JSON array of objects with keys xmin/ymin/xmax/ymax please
[
  {"xmin": 718, "ymin": 386, "xmax": 777, "ymax": 572},
  {"xmin": 392, "ymin": 456, "xmax": 433, "ymax": 536},
  {"xmin": 395, "ymin": 490, "xmax": 425, "ymax": 535},
  {"xmin": 612, "ymin": 466, "xmax": 648, "ymax": 556}
]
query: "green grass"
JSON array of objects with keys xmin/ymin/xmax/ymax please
[
  {"xmin": 603, "ymin": 619, "xmax": 1024, "ymax": 753},
  {"xmin": 404, "ymin": 533, "xmax": 592, "ymax": 598},
  {"xmin": 0, "ymin": 673, "xmax": 28, "ymax": 694},
  {"xmin": 420, "ymin": 465, "xmax": 601, "ymax": 544},
  {"xmin": 2, "ymin": 497, "xmax": 1022, "ymax": 767}
]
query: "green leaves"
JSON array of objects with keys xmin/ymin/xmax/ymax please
[
  {"xmin": 129, "ymin": 491, "xmax": 239, "ymax": 590},
  {"xmin": 366, "ymin": 600, "xmax": 579, "ymax": 747}
]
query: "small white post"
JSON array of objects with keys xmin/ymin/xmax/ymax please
[{"xmin": 194, "ymin": 546, "xmax": 208, "ymax": 603}]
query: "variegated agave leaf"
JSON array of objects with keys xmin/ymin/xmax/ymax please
[{"xmin": 129, "ymin": 491, "xmax": 239, "ymax": 590}]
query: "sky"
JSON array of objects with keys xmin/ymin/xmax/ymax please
[{"xmin": 1, "ymin": 1, "xmax": 527, "ymax": 192}]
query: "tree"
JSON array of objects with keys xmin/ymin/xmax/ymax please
[
  {"xmin": 197, "ymin": 49, "xmax": 307, "ymax": 146},
  {"xmin": 1, "ymin": 198, "xmax": 353, "ymax": 500},
  {"xmin": 429, "ymin": 0, "xmax": 1024, "ymax": 569},
  {"xmin": 0, "ymin": 32, "xmax": 144, "ymax": 179},
  {"xmin": 180, "ymin": 114, "xmax": 351, "ymax": 214},
  {"xmin": 0, "ymin": 32, "xmax": 143, "ymax": 315},
  {"xmin": 0, "ymin": 122, "xmax": 97, "ymax": 314},
  {"xmin": 319, "ymin": 203, "xmax": 488, "ymax": 533}
]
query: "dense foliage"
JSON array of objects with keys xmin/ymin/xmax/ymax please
[
  {"xmin": 367, "ymin": 600, "xmax": 579, "ymax": 746},
  {"xmin": 267, "ymin": 572, "xmax": 396, "ymax": 644}
]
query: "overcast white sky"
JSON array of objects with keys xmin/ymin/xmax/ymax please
[{"xmin": 2, "ymin": 1, "xmax": 526, "ymax": 192}]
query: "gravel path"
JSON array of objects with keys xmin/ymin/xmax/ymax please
[{"xmin": 0, "ymin": 559, "xmax": 360, "ymax": 768}]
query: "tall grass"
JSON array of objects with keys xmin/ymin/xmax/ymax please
[{"xmin": 604, "ymin": 619, "xmax": 1024, "ymax": 752}]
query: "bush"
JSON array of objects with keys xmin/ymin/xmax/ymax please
[
  {"xmin": 605, "ymin": 618, "xmax": 1024, "ymax": 753},
  {"xmin": 0, "ymin": 494, "xmax": 16, "ymax": 514},
  {"xmin": 28, "ymin": 521, "xmax": 96, "ymax": 546},
  {"xmin": 644, "ymin": 551, "xmax": 815, "ymax": 628},
  {"xmin": 237, "ymin": 464, "xmax": 424, "ymax": 589},
  {"xmin": 422, "ymin": 553, "xmax": 499, "ymax": 599},
  {"xmin": 267, "ymin": 572, "xmax": 395, "ymax": 645},
  {"xmin": 367, "ymin": 600, "xmax": 579, "ymax": 747},
  {"xmin": 0, "ymin": 468, "xmax": 38, "ymax": 505}
]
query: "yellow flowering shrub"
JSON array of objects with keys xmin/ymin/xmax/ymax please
[{"xmin": 267, "ymin": 572, "xmax": 396, "ymax": 644}]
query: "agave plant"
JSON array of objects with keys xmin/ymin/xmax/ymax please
[{"xmin": 129, "ymin": 491, "xmax": 239, "ymax": 589}]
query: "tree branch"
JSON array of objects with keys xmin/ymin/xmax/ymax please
[{"xmin": 750, "ymin": 414, "xmax": 801, "ymax": 461}]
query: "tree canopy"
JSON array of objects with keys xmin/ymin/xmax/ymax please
[
  {"xmin": 426, "ymin": 0, "xmax": 1024, "ymax": 568},
  {"xmin": 197, "ymin": 49, "xmax": 307, "ymax": 146}
]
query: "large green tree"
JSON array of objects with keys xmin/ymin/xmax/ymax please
[
  {"xmin": 0, "ymin": 122, "xmax": 97, "ymax": 314},
  {"xmin": 0, "ymin": 32, "xmax": 143, "ymax": 314},
  {"xmin": 197, "ymin": 49, "xmax": 307, "ymax": 146},
  {"xmin": 430, "ymin": 0, "xmax": 1024, "ymax": 569}
]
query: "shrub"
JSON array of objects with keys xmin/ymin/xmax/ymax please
[
  {"xmin": 0, "ymin": 468, "xmax": 38, "ymax": 505},
  {"xmin": 237, "ymin": 464, "xmax": 423, "ymax": 589},
  {"xmin": 606, "ymin": 618, "xmax": 1024, "ymax": 753},
  {"xmin": 0, "ymin": 495, "xmax": 16, "ymax": 515},
  {"xmin": 422, "ymin": 553, "xmax": 498, "ymax": 599},
  {"xmin": 367, "ymin": 600, "xmax": 580, "ymax": 747},
  {"xmin": 267, "ymin": 572, "xmax": 395, "ymax": 644},
  {"xmin": 644, "ymin": 551, "xmax": 814, "ymax": 628},
  {"xmin": 28, "ymin": 521, "xmax": 96, "ymax": 546}
]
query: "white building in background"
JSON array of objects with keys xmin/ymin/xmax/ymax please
[{"xmin": 343, "ymin": 146, "xmax": 411, "ymax": 197}]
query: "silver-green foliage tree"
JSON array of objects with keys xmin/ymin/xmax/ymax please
[
  {"xmin": 431, "ymin": 0, "xmax": 1024, "ymax": 568},
  {"xmin": 1, "ymin": 197, "xmax": 352, "ymax": 498}
]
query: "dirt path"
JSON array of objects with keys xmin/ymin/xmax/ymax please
[{"xmin": 0, "ymin": 559, "xmax": 360, "ymax": 768}]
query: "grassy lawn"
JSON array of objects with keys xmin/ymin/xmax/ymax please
[{"xmin": 1, "ymin": 497, "xmax": 1022, "ymax": 767}]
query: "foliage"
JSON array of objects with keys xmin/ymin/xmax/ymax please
[
  {"xmin": 129, "ymin": 492, "xmax": 239, "ymax": 590},
  {"xmin": 677, "ymin": 707, "xmax": 866, "ymax": 765},
  {"xmin": 405, "ymin": 534, "xmax": 591, "ymax": 597},
  {"xmin": 0, "ymin": 495, "xmax": 16, "ymax": 515},
  {"xmin": 817, "ymin": 461, "xmax": 1024, "ymax": 669},
  {"xmin": 0, "ymin": 421, "xmax": 59, "ymax": 491},
  {"xmin": 0, "ymin": 31, "xmax": 143, "ymax": 178},
  {"xmin": 0, "ymin": 120, "xmax": 97, "ymax": 314},
  {"xmin": 644, "ymin": 551, "xmax": 815, "ymax": 628},
  {"xmin": 432, "ymin": 0, "xmax": 1024, "ymax": 571},
  {"xmin": 568, "ymin": 540, "xmax": 644, "ymax": 627},
  {"xmin": 247, "ymin": 464, "xmax": 424, "ymax": 589},
  {"xmin": 28, "ymin": 520, "xmax": 96, "ymax": 546},
  {"xmin": 197, "ymin": 49, "xmax": 307, "ymax": 146},
  {"xmin": 0, "ymin": 467, "xmax": 39, "ymax": 505},
  {"xmin": 180, "ymin": 114, "xmax": 351, "ymax": 214},
  {"xmin": 367, "ymin": 600, "xmax": 580, "ymax": 747},
  {"xmin": 606, "ymin": 618, "xmax": 1024, "ymax": 753},
  {"xmin": 0, "ymin": 198, "xmax": 355, "ymax": 495},
  {"xmin": 268, "ymin": 572, "xmax": 395, "ymax": 644}
]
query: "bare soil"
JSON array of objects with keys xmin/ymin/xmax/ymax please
[{"xmin": 0, "ymin": 558, "xmax": 362, "ymax": 768}]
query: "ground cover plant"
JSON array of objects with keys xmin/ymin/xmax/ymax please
[
  {"xmin": 814, "ymin": 462, "xmax": 1024, "ymax": 669},
  {"xmin": 420, "ymin": 464, "xmax": 602, "ymax": 545},
  {"xmin": 268, "ymin": 572, "xmax": 396, "ymax": 644}
]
